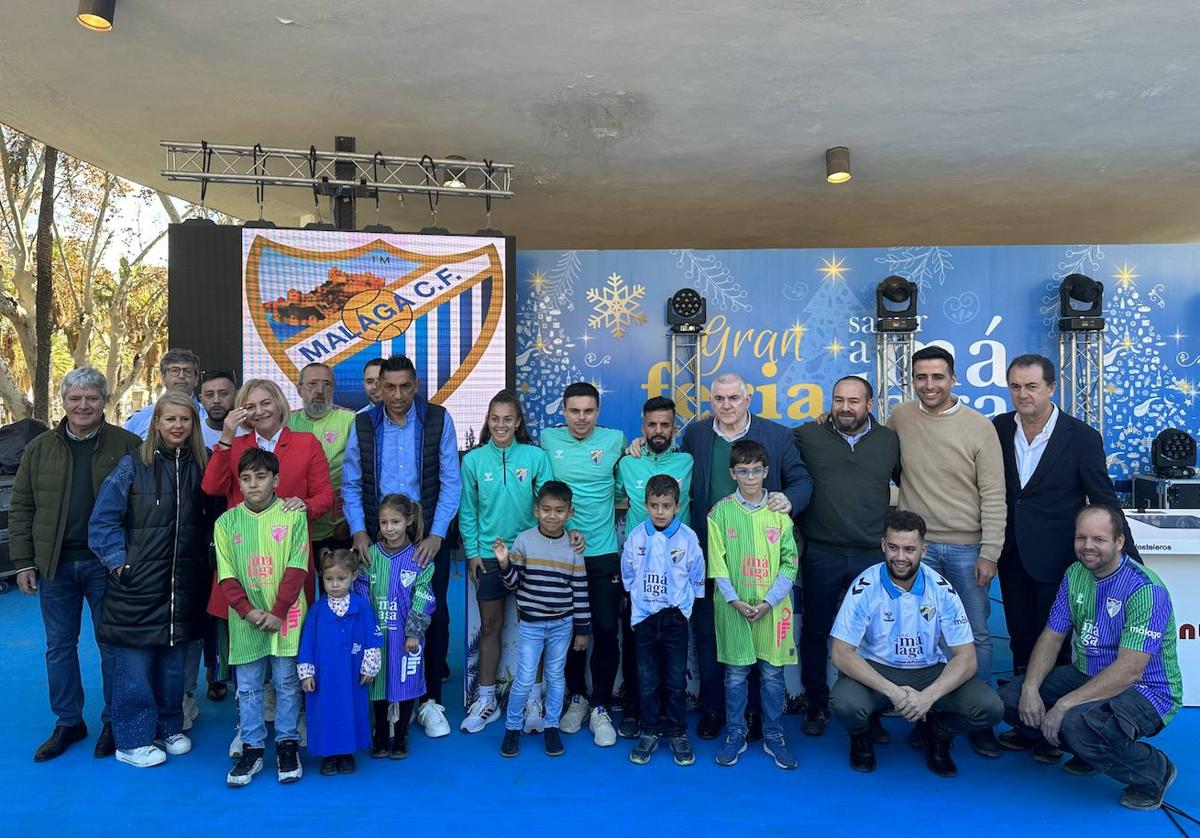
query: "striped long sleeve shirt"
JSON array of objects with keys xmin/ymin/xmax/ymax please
[{"xmin": 499, "ymin": 526, "xmax": 591, "ymax": 635}]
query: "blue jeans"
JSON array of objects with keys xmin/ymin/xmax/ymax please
[
  {"xmin": 923, "ymin": 541, "xmax": 992, "ymax": 683},
  {"xmin": 506, "ymin": 616, "xmax": 573, "ymax": 731},
  {"xmin": 38, "ymin": 559, "xmax": 116, "ymax": 726},
  {"xmin": 725, "ymin": 660, "xmax": 785, "ymax": 740},
  {"xmin": 111, "ymin": 644, "xmax": 186, "ymax": 750},
  {"xmin": 634, "ymin": 607, "xmax": 689, "ymax": 737},
  {"xmin": 236, "ymin": 655, "xmax": 301, "ymax": 748}
]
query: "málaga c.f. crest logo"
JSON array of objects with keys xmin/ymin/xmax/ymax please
[
  {"xmin": 590, "ymin": 449, "xmax": 604, "ymax": 464},
  {"xmin": 514, "ymin": 467, "xmax": 528, "ymax": 483},
  {"xmin": 245, "ymin": 232, "xmax": 504, "ymax": 404}
]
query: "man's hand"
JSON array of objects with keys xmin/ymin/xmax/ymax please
[
  {"xmin": 625, "ymin": 437, "xmax": 645, "ymax": 458},
  {"xmin": 572, "ymin": 634, "xmax": 590, "ymax": 652},
  {"xmin": 493, "ymin": 538, "xmax": 510, "ymax": 568},
  {"xmin": 1041, "ymin": 701, "xmax": 1070, "ymax": 747},
  {"xmin": 468, "ymin": 556, "xmax": 484, "ymax": 583},
  {"xmin": 16, "ymin": 569, "xmax": 37, "ymax": 595},
  {"xmin": 766, "ymin": 492, "xmax": 792, "ymax": 515},
  {"xmin": 1018, "ymin": 686, "xmax": 1047, "ymax": 730},
  {"xmin": 300, "ymin": 676, "xmax": 316, "ymax": 693},
  {"xmin": 975, "ymin": 556, "xmax": 997, "ymax": 588},
  {"xmin": 415, "ymin": 534, "xmax": 443, "ymax": 567},
  {"xmin": 568, "ymin": 530, "xmax": 586, "ymax": 554},
  {"xmin": 281, "ymin": 496, "xmax": 307, "ymax": 513},
  {"xmin": 902, "ymin": 688, "xmax": 936, "ymax": 722},
  {"xmin": 352, "ymin": 531, "xmax": 373, "ymax": 564}
]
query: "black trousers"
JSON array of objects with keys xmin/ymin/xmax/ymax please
[
  {"xmin": 566, "ymin": 553, "xmax": 625, "ymax": 708},
  {"xmin": 800, "ymin": 544, "xmax": 881, "ymax": 706},
  {"xmin": 634, "ymin": 608, "xmax": 689, "ymax": 737},
  {"xmin": 422, "ymin": 541, "xmax": 452, "ymax": 703},
  {"xmin": 998, "ymin": 548, "xmax": 1069, "ymax": 674}
]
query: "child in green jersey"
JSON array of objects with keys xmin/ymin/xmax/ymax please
[
  {"xmin": 707, "ymin": 439, "xmax": 799, "ymax": 771},
  {"xmin": 215, "ymin": 449, "xmax": 311, "ymax": 788}
]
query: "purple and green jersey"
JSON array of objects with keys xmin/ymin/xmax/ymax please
[{"xmin": 1048, "ymin": 556, "xmax": 1183, "ymax": 722}]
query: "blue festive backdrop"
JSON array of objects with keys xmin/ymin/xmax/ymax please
[{"xmin": 513, "ymin": 245, "xmax": 1200, "ymax": 485}]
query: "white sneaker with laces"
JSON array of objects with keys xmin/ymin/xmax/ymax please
[
  {"xmin": 560, "ymin": 695, "xmax": 590, "ymax": 734},
  {"xmin": 155, "ymin": 733, "xmax": 192, "ymax": 756},
  {"xmin": 523, "ymin": 697, "xmax": 546, "ymax": 733},
  {"xmin": 590, "ymin": 706, "xmax": 617, "ymax": 747},
  {"xmin": 416, "ymin": 699, "xmax": 451, "ymax": 738},
  {"xmin": 182, "ymin": 694, "xmax": 199, "ymax": 731},
  {"xmin": 115, "ymin": 745, "xmax": 167, "ymax": 768},
  {"xmin": 460, "ymin": 696, "xmax": 501, "ymax": 734}
]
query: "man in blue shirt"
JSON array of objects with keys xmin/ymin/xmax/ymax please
[
  {"xmin": 124, "ymin": 348, "xmax": 219, "ymax": 447},
  {"xmin": 343, "ymin": 355, "xmax": 461, "ymax": 737},
  {"xmin": 830, "ymin": 509, "xmax": 1003, "ymax": 777}
]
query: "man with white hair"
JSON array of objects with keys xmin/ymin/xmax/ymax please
[
  {"xmin": 11, "ymin": 366, "xmax": 141, "ymax": 761},
  {"xmin": 681, "ymin": 371, "xmax": 812, "ymax": 740}
]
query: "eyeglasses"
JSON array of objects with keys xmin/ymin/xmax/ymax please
[
  {"xmin": 164, "ymin": 366, "xmax": 198, "ymax": 378},
  {"xmin": 732, "ymin": 467, "xmax": 766, "ymax": 478}
]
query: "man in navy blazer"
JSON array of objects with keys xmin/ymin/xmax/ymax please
[
  {"xmin": 994, "ymin": 354, "xmax": 1138, "ymax": 682},
  {"xmin": 680, "ymin": 371, "xmax": 813, "ymax": 739}
]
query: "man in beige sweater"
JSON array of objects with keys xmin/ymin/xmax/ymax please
[{"xmin": 886, "ymin": 346, "xmax": 1006, "ymax": 757}]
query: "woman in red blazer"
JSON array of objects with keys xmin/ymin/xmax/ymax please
[{"xmin": 203, "ymin": 378, "xmax": 333, "ymax": 616}]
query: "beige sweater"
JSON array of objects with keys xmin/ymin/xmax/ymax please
[{"xmin": 886, "ymin": 399, "xmax": 1006, "ymax": 561}]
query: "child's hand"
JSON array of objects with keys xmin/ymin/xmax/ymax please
[
  {"xmin": 572, "ymin": 634, "xmax": 589, "ymax": 652},
  {"xmin": 405, "ymin": 637, "xmax": 420, "ymax": 654},
  {"xmin": 748, "ymin": 603, "xmax": 771, "ymax": 622},
  {"xmin": 359, "ymin": 673, "xmax": 374, "ymax": 686},
  {"xmin": 245, "ymin": 608, "xmax": 269, "ymax": 628},
  {"xmin": 493, "ymin": 538, "xmax": 509, "ymax": 566},
  {"xmin": 731, "ymin": 599, "xmax": 756, "ymax": 622},
  {"xmin": 301, "ymin": 676, "xmax": 316, "ymax": 693},
  {"xmin": 259, "ymin": 612, "xmax": 283, "ymax": 633}
]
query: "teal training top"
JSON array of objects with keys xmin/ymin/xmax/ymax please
[
  {"xmin": 540, "ymin": 425, "xmax": 626, "ymax": 556},
  {"xmin": 459, "ymin": 440, "xmax": 554, "ymax": 559},
  {"xmin": 616, "ymin": 448, "xmax": 694, "ymax": 531}
]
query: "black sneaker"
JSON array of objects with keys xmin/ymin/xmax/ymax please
[
  {"xmin": 746, "ymin": 711, "xmax": 763, "ymax": 742},
  {"xmin": 969, "ymin": 728, "xmax": 1002, "ymax": 758},
  {"xmin": 319, "ymin": 756, "xmax": 338, "ymax": 776},
  {"xmin": 849, "ymin": 731, "xmax": 877, "ymax": 773},
  {"xmin": 925, "ymin": 733, "xmax": 957, "ymax": 778},
  {"xmin": 697, "ymin": 711, "xmax": 723, "ymax": 740},
  {"xmin": 544, "ymin": 727, "xmax": 565, "ymax": 757},
  {"xmin": 1063, "ymin": 755, "xmax": 1098, "ymax": 776},
  {"xmin": 389, "ymin": 726, "xmax": 408, "ymax": 760},
  {"xmin": 630, "ymin": 734, "xmax": 659, "ymax": 765},
  {"xmin": 1120, "ymin": 758, "xmax": 1176, "ymax": 811},
  {"xmin": 869, "ymin": 712, "xmax": 891, "ymax": 744},
  {"xmin": 227, "ymin": 746, "xmax": 265, "ymax": 787},
  {"xmin": 908, "ymin": 720, "xmax": 929, "ymax": 750},
  {"xmin": 618, "ymin": 715, "xmax": 640, "ymax": 739},
  {"xmin": 500, "ymin": 729, "xmax": 521, "ymax": 758},
  {"xmin": 1033, "ymin": 740, "xmax": 1064, "ymax": 764},
  {"xmin": 277, "ymin": 740, "xmax": 303, "ymax": 783},
  {"xmin": 802, "ymin": 702, "xmax": 829, "ymax": 737},
  {"xmin": 997, "ymin": 728, "xmax": 1035, "ymax": 751},
  {"xmin": 670, "ymin": 735, "xmax": 695, "ymax": 766},
  {"xmin": 337, "ymin": 754, "xmax": 356, "ymax": 774}
]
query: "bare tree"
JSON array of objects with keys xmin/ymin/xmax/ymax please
[{"xmin": 33, "ymin": 146, "xmax": 58, "ymax": 421}]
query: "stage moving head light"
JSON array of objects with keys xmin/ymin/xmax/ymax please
[
  {"xmin": 875, "ymin": 275, "xmax": 919, "ymax": 333},
  {"xmin": 1152, "ymin": 428, "xmax": 1197, "ymax": 478},
  {"xmin": 667, "ymin": 288, "xmax": 707, "ymax": 333},
  {"xmin": 1058, "ymin": 273, "xmax": 1105, "ymax": 332}
]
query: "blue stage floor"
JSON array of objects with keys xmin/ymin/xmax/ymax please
[{"xmin": 1, "ymin": 563, "xmax": 1195, "ymax": 836}]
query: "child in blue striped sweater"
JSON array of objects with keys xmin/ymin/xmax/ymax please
[{"xmin": 494, "ymin": 481, "xmax": 591, "ymax": 758}]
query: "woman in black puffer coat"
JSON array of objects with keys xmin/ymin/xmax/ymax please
[{"xmin": 89, "ymin": 392, "xmax": 217, "ymax": 768}]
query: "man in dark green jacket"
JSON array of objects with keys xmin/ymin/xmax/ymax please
[
  {"xmin": 10, "ymin": 366, "xmax": 141, "ymax": 762},
  {"xmin": 793, "ymin": 375, "xmax": 900, "ymax": 737}
]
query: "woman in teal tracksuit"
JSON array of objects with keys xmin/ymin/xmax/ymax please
[{"xmin": 458, "ymin": 390, "xmax": 552, "ymax": 734}]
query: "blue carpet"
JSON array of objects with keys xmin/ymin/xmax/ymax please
[{"xmin": 1, "ymin": 563, "xmax": 1195, "ymax": 836}]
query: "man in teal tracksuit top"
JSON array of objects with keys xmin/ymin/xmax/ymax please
[{"xmin": 540, "ymin": 382, "xmax": 626, "ymax": 747}]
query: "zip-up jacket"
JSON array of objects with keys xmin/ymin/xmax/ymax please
[
  {"xmin": 459, "ymin": 439, "xmax": 553, "ymax": 558},
  {"xmin": 89, "ymin": 446, "xmax": 217, "ymax": 647},
  {"xmin": 620, "ymin": 517, "xmax": 705, "ymax": 626}
]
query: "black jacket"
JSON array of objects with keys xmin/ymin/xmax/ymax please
[
  {"xmin": 994, "ymin": 409, "xmax": 1139, "ymax": 584},
  {"xmin": 92, "ymin": 446, "xmax": 216, "ymax": 647}
]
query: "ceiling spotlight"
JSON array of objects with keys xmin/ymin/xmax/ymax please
[
  {"xmin": 826, "ymin": 146, "xmax": 851, "ymax": 184},
  {"xmin": 875, "ymin": 275, "xmax": 919, "ymax": 332},
  {"xmin": 77, "ymin": 0, "xmax": 116, "ymax": 31},
  {"xmin": 1057, "ymin": 273, "xmax": 1105, "ymax": 332},
  {"xmin": 444, "ymin": 155, "xmax": 468, "ymax": 189}
]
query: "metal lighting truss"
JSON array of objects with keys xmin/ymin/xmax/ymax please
[
  {"xmin": 669, "ymin": 330, "xmax": 705, "ymax": 431},
  {"xmin": 874, "ymin": 331, "xmax": 916, "ymax": 423},
  {"xmin": 1059, "ymin": 330, "xmax": 1104, "ymax": 433},
  {"xmin": 160, "ymin": 141, "xmax": 514, "ymax": 200}
]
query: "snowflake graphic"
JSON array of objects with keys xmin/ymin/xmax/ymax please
[{"xmin": 587, "ymin": 273, "xmax": 647, "ymax": 338}]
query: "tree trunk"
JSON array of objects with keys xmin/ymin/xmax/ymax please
[{"xmin": 32, "ymin": 146, "xmax": 57, "ymax": 422}]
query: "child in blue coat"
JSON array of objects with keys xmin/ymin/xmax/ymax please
[{"xmin": 298, "ymin": 549, "xmax": 383, "ymax": 775}]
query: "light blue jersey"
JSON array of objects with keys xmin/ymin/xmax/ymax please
[
  {"xmin": 620, "ymin": 518, "xmax": 705, "ymax": 626},
  {"xmin": 831, "ymin": 562, "xmax": 974, "ymax": 668}
]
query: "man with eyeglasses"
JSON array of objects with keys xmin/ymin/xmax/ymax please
[
  {"xmin": 289, "ymin": 362, "xmax": 356, "ymax": 552},
  {"xmin": 124, "ymin": 348, "xmax": 218, "ymax": 446}
]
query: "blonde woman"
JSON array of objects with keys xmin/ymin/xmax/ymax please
[{"xmin": 89, "ymin": 392, "xmax": 220, "ymax": 767}]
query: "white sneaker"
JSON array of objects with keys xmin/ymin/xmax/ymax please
[
  {"xmin": 560, "ymin": 695, "xmax": 590, "ymax": 734},
  {"xmin": 590, "ymin": 706, "xmax": 617, "ymax": 747},
  {"xmin": 460, "ymin": 696, "xmax": 501, "ymax": 734},
  {"xmin": 416, "ymin": 699, "xmax": 451, "ymax": 738},
  {"xmin": 523, "ymin": 697, "xmax": 546, "ymax": 733},
  {"xmin": 115, "ymin": 745, "xmax": 167, "ymax": 768},
  {"xmin": 228, "ymin": 730, "xmax": 243, "ymax": 759},
  {"xmin": 155, "ymin": 733, "xmax": 192, "ymax": 756},
  {"xmin": 182, "ymin": 694, "xmax": 199, "ymax": 731}
]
